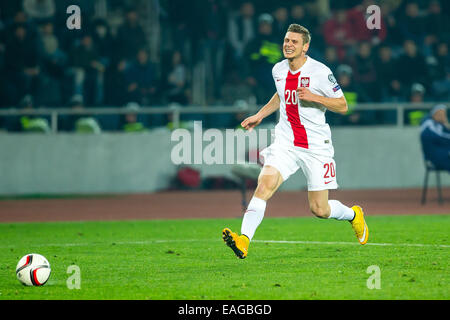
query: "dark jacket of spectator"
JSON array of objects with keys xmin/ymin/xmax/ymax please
[
  {"xmin": 115, "ymin": 8, "xmax": 147, "ymax": 61},
  {"xmin": 4, "ymin": 24, "xmax": 40, "ymax": 73},
  {"xmin": 375, "ymin": 46, "xmax": 402, "ymax": 101},
  {"xmin": 323, "ymin": 47, "xmax": 340, "ymax": 71},
  {"xmin": 91, "ymin": 19, "xmax": 114, "ymax": 65},
  {"xmin": 163, "ymin": 51, "xmax": 189, "ymax": 105},
  {"xmin": 68, "ymin": 35, "xmax": 100, "ymax": 72},
  {"xmin": 125, "ymin": 49, "xmax": 157, "ymax": 105},
  {"xmin": 425, "ymin": 0, "xmax": 450, "ymax": 43},
  {"xmin": 40, "ymin": 22, "xmax": 66, "ymax": 77},
  {"xmin": 398, "ymin": 2, "xmax": 427, "ymax": 44},
  {"xmin": 395, "ymin": 40, "xmax": 429, "ymax": 89},
  {"xmin": 243, "ymin": 15, "xmax": 281, "ymax": 104},
  {"xmin": 228, "ymin": 2, "xmax": 257, "ymax": 60},
  {"xmin": 198, "ymin": 0, "xmax": 229, "ymax": 41},
  {"xmin": 420, "ymin": 105, "xmax": 450, "ymax": 171},
  {"xmin": 430, "ymin": 42, "xmax": 450, "ymax": 82},
  {"xmin": 350, "ymin": 42, "xmax": 379, "ymax": 101},
  {"xmin": 272, "ymin": 7, "xmax": 289, "ymax": 40}
]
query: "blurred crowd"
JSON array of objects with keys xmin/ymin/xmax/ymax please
[{"xmin": 0, "ymin": 0, "xmax": 449, "ymax": 132}]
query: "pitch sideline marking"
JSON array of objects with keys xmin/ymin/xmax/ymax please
[
  {"xmin": 253, "ymin": 240, "xmax": 450, "ymax": 248},
  {"xmin": 1, "ymin": 239, "xmax": 449, "ymax": 248}
]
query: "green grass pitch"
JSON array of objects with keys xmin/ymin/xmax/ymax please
[{"xmin": 0, "ymin": 215, "xmax": 448, "ymax": 300}]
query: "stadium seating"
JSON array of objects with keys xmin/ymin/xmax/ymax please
[{"xmin": 421, "ymin": 160, "xmax": 445, "ymax": 205}]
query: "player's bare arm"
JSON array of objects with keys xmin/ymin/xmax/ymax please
[
  {"xmin": 241, "ymin": 93, "xmax": 280, "ymax": 131},
  {"xmin": 297, "ymin": 87, "xmax": 348, "ymax": 114}
]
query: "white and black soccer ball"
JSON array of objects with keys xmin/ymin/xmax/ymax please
[{"xmin": 16, "ymin": 253, "xmax": 51, "ymax": 286}]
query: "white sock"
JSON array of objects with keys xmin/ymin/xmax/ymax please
[
  {"xmin": 241, "ymin": 196, "xmax": 266, "ymax": 241},
  {"xmin": 328, "ymin": 200, "xmax": 355, "ymax": 221}
]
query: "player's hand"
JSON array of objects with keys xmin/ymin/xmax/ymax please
[
  {"xmin": 241, "ymin": 114, "xmax": 262, "ymax": 132},
  {"xmin": 296, "ymin": 87, "xmax": 316, "ymax": 102}
]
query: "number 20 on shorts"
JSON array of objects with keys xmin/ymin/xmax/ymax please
[{"xmin": 323, "ymin": 162, "xmax": 335, "ymax": 179}]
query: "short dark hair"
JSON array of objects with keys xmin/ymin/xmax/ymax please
[{"xmin": 287, "ymin": 24, "xmax": 311, "ymax": 44}]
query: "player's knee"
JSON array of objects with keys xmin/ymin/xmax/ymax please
[
  {"xmin": 255, "ymin": 176, "xmax": 278, "ymax": 200},
  {"xmin": 310, "ymin": 203, "xmax": 330, "ymax": 219}
]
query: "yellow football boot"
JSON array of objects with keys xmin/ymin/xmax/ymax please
[
  {"xmin": 350, "ymin": 206, "xmax": 369, "ymax": 245},
  {"xmin": 222, "ymin": 228, "xmax": 249, "ymax": 259}
]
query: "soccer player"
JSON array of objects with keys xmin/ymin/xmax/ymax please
[{"xmin": 222, "ymin": 24, "xmax": 369, "ymax": 259}]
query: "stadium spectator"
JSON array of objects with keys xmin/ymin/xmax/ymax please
[
  {"xmin": 425, "ymin": 0, "xmax": 449, "ymax": 48},
  {"xmin": 91, "ymin": 19, "xmax": 114, "ymax": 65},
  {"xmin": 272, "ymin": 7, "xmax": 289, "ymax": 40},
  {"xmin": 40, "ymin": 21, "xmax": 61, "ymax": 62},
  {"xmin": 198, "ymin": 0, "xmax": 229, "ymax": 101},
  {"xmin": 409, "ymin": 83, "xmax": 426, "ymax": 103},
  {"xmin": 379, "ymin": 1, "xmax": 404, "ymax": 51},
  {"xmin": 290, "ymin": 4, "xmax": 318, "ymax": 35},
  {"xmin": 324, "ymin": 46, "xmax": 340, "ymax": 71},
  {"xmin": 164, "ymin": 0, "xmax": 197, "ymax": 68},
  {"xmin": 18, "ymin": 94, "xmax": 51, "ymax": 133},
  {"xmin": 58, "ymin": 93, "xmax": 101, "ymax": 133},
  {"xmin": 398, "ymin": 2, "xmax": 427, "ymax": 45},
  {"xmin": 407, "ymin": 83, "xmax": 428, "ymax": 125},
  {"xmin": 227, "ymin": 1, "xmax": 256, "ymax": 68},
  {"xmin": 4, "ymin": 10, "xmax": 34, "ymax": 31},
  {"xmin": 420, "ymin": 104, "xmax": 450, "ymax": 171},
  {"xmin": 59, "ymin": 94, "xmax": 84, "ymax": 131},
  {"xmin": 322, "ymin": 8, "xmax": 356, "ymax": 61},
  {"xmin": 38, "ymin": 21, "xmax": 67, "ymax": 106},
  {"xmin": 3, "ymin": 94, "xmax": 35, "ymax": 132},
  {"xmin": 216, "ymin": 71, "xmax": 253, "ymax": 128},
  {"xmin": 4, "ymin": 23, "xmax": 41, "ymax": 105},
  {"xmin": 220, "ymin": 70, "xmax": 253, "ymax": 106},
  {"xmin": 91, "ymin": 19, "xmax": 114, "ymax": 105},
  {"xmin": 163, "ymin": 50, "xmax": 190, "ymax": 105},
  {"xmin": 395, "ymin": 40, "xmax": 429, "ymax": 96},
  {"xmin": 327, "ymin": 65, "xmax": 351, "ymax": 126},
  {"xmin": 104, "ymin": 57, "xmax": 127, "ymax": 107},
  {"xmin": 2, "ymin": 10, "xmax": 40, "ymax": 63},
  {"xmin": 290, "ymin": 3, "xmax": 323, "ymax": 55},
  {"xmin": 243, "ymin": 13, "xmax": 281, "ymax": 106},
  {"xmin": 334, "ymin": 64, "xmax": 373, "ymax": 125},
  {"xmin": 375, "ymin": 45, "xmax": 403, "ymax": 102},
  {"xmin": 349, "ymin": 41, "xmax": 379, "ymax": 101},
  {"xmin": 0, "ymin": 1, "xmax": 23, "ymax": 21},
  {"xmin": 115, "ymin": 7, "xmax": 147, "ymax": 62},
  {"xmin": 68, "ymin": 33, "xmax": 105, "ymax": 106},
  {"xmin": 430, "ymin": 41, "xmax": 450, "ymax": 100},
  {"xmin": 121, "ymin": 102, "xmax": 147, "ymax": 132},
  {"xmin": 124, "ymin": 48, "xmax": 158, "ymax": 106},
  {"xmin": 23, "ymin": 0, "xmax": 55, "ymax": 23},
  {"xmin": 289, "ymin": 4, "xmax": 306, "ymax": 24}
]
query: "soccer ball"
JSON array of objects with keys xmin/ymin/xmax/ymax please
[{"xmin": 16, "ymin": 253, "xmax": 51, "ymax": 286}]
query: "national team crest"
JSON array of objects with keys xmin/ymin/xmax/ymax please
[{"xmin": 300, "ymin": 77, "xmax": 310, "ymax": 87}]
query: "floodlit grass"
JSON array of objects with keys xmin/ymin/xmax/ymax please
[{"xmin": 0, "ymin": 215, "xmax": 448, "ymax": 299}]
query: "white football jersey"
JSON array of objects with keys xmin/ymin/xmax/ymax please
[{"xmin": 272, "ymin": 56, "xmax": 343, "ymax": 157}]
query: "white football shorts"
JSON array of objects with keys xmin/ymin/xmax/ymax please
[{"xmin": 260, "ymin": 142, "xmax": 339, "ymax": 191}]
